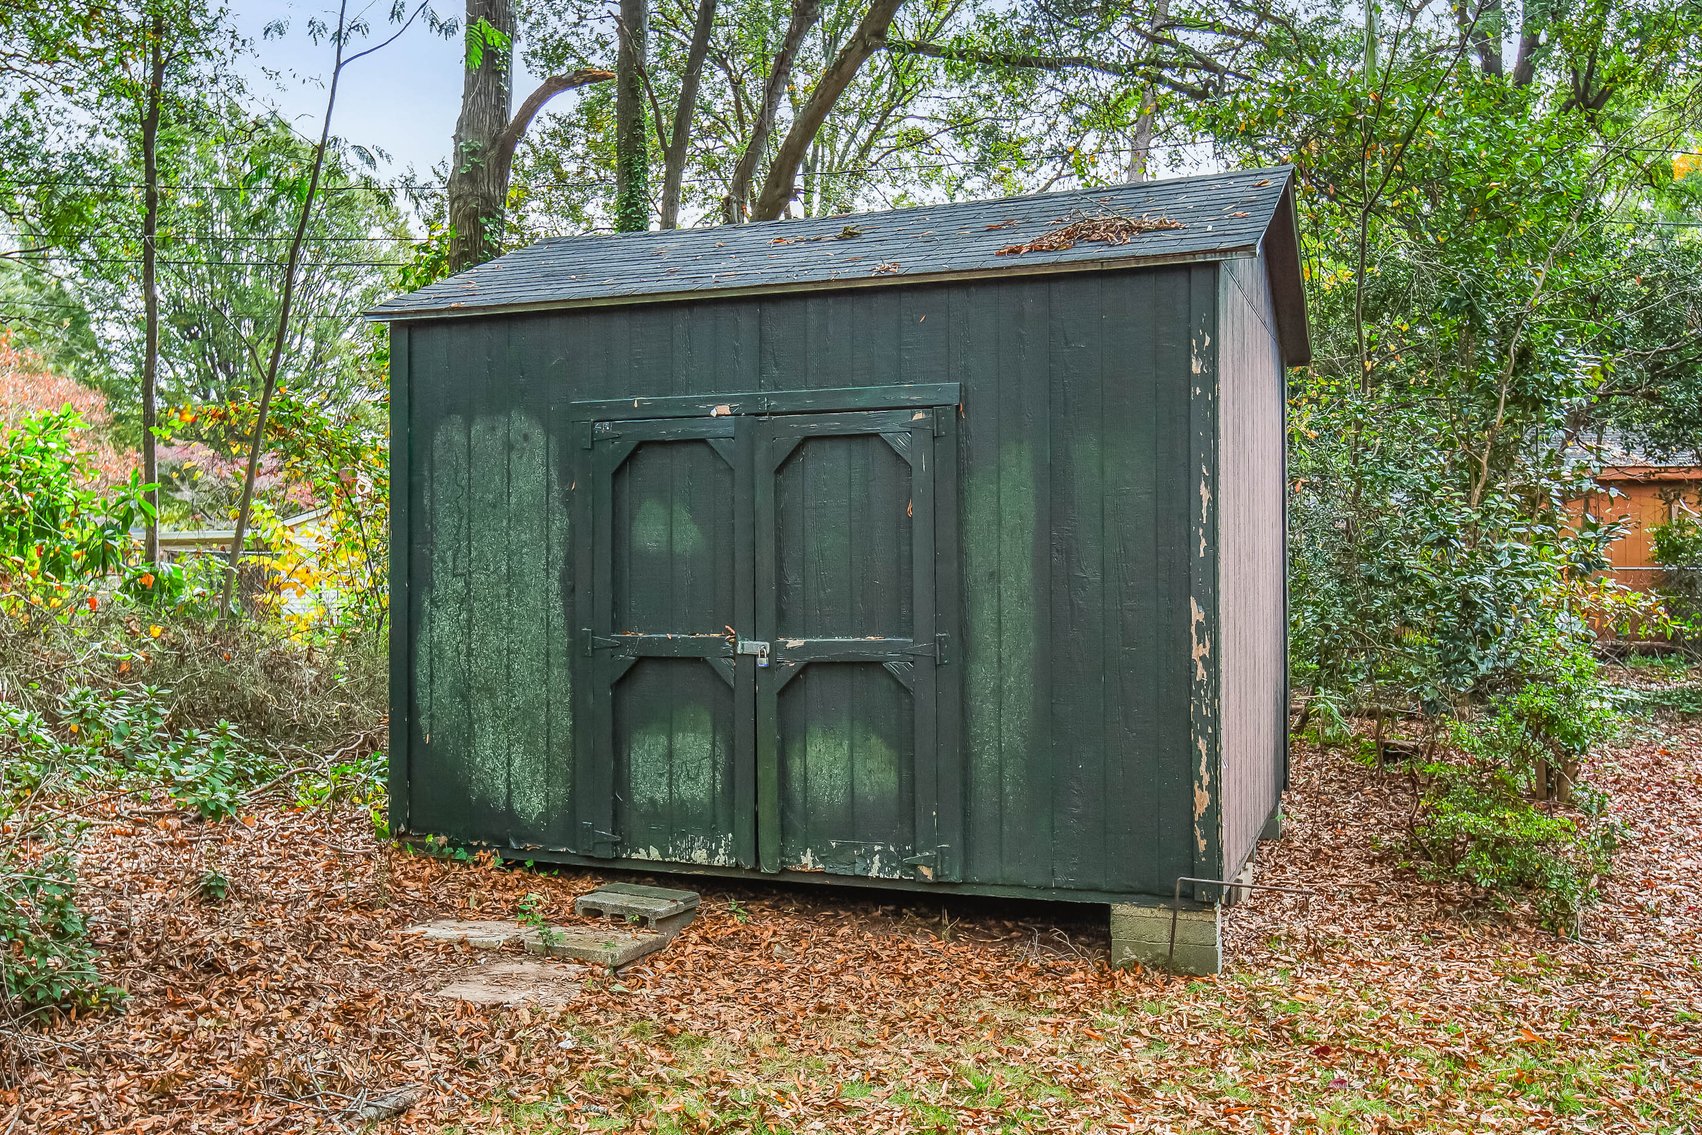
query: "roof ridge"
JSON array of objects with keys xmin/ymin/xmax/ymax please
[{"xmin": 526, "ymin": 165, "xmax": 1298, "ymax": 248}]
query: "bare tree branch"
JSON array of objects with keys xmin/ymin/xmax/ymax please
[
  {"xmin": 495, "ymin": 67, "xmax": 615, "ymax": 173},
  {"xmin": 724, "ymin": 0, "xmax": 822, "ymax": 223},
  {"xmin": 884, "ymin": 37, "xmax": 1219, "ymax": 100},
  {"xmin": 661, "ymin": 0, "xmax": 718, "ymax": 228},
  {"xmin": 751, "ymin": 0, "xmax": 907, "ymax": 222}
]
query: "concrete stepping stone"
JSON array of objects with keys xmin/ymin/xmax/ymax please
[
  {"xmin": 431, "ymin": 958, "xmax": 586, "ymax": 1007},
  {"xmin": 523, "ymin": 924, "xmax": 672, "ymax": 968},
  {"xmin": 405, "ymin": 919, "xmax": 532, "ymax": 948},
  {"xmin": 408, "ymin": 896, "xmax": 695, "ymax": 969},
  {"xmin": 574, "ymin": 883, "xmax": 700, "ymax": 927}
]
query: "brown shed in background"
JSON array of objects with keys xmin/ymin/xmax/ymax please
[{"xmin": 1570, "ymin": 436, "xmax": 1702, "ymax": 633}]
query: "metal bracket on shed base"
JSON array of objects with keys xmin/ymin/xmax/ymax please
[
  {"xmin": 578, "ymin": 821, "xmax": 623, "ymax": 857},
  {"xmin": 1168, "ymin": 875, "xmax": 1315, "ymax": 965},
  {"xmin": 901, "ymin": 846, "xmax": 951, "ymax": 879}
]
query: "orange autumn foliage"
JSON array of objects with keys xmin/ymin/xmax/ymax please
[{"xmin": 0, "ymin": 332, "xmax": 137, "ymax": 488}]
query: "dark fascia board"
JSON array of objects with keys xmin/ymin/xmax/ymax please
[
  {"xmin": 366, "ymin": 244, "xmax": 1258, "ymax": 325},
  {"xmin": 1261, "ymin": 178, "xmax": 1312, "ymax": 368}
]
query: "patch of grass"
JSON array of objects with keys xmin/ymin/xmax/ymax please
[
  {"xmin": 445, "ymin": 980, "xmax": 1702, "ymax": 1135},
  {"xmin": 1610, "ymin": 682, "xmax": 1702, "ymax": 717}
]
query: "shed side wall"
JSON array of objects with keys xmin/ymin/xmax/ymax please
[
  {"xmin": 399, "ymin": 267, "xmax": 1202, "ymax": 897},
  {"xmin": 1217, "ymin": 253, "xmax": 1289, "ymax": 876}
]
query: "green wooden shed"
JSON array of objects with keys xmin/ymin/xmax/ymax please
[{"xmin": 371, "ymin": 166, "xmax": 1309, "ymax": 972}]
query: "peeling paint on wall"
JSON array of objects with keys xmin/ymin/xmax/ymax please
[
  {"xmin": 1189, "ymin": 596, "xmax": 1211, "ymax": 682},
  {"xmin": 416, "ymin": 410, "xmax": 568, "ymax": 830},
  {"xmin": 1188, "ymin": 290, "xmax": 1222, "ymax": 880},
  {"xmin": 627, "ymin": 834, "xmax": 737, "ymax": 866},
  {"xmin": 1190, "ymin": 330, "xmax": 1212, "ymax": 376}
]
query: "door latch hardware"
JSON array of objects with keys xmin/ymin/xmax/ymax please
[{"xmin": 736, "ymin": 639, "xmax": 771, "ymax": 667}]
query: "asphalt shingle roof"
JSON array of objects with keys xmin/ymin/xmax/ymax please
[{"xmin": 371, "ymin": 166, "xmax": 1299, "ymax": 323}]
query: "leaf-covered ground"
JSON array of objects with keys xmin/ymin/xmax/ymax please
[{"xmin": 7, "ymin": 700, "xmax": 1701, "ymax": 1133}]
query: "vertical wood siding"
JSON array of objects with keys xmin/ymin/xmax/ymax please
[
  {"xmin": 399, "ymin": 266, "xmax": 1210, "ymax": 897},
  {"xmin": 1217, "ymin": 254, "xmax": 1288, "ymax": 877}
]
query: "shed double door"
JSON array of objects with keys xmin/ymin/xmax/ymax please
[{"xmin": 573, "ymin": 392, "xmax": 960, "ymax": 883}]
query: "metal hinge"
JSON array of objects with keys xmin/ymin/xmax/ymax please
[
  {"xmin": 582, "ymin": 631, "xmax": 630, "ymax": 657},
  {"xmin": 905, "ymin": 633, "xmax": 950, "ymax": 664},
  {"xmin": 578, "ymin": 820, "xmax": 623, "ymax": 854}
]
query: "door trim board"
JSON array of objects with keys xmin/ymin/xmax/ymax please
[{"xmin": 570, "ymin": 383, "xmax": 960, "ymax": 422}]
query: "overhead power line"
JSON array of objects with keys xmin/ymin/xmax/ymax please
[{"xmin": 2, "ymin": 251, "xmax": 406, "ymax": 268}]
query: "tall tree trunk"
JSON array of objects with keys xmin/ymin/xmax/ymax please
[
  {"xmin": 139, "ymin": 16, "xmax": 165, "ymax": 564},
  {"xmin": 1125, "ymin": 0, "xmax": 1168, "ymax": 183},
  {"xmin": 447, "ymin": 0, "xmax": 516, "ymax": 273},
  {"xmin": 724, "ymin": 0, "xmax": 821, "ymax": 223},
  {"xmin": 1127, "ymin": 96, "xmax": 1155, "ymax": 182},
  {"xmin": 1471, "ymin": 0, "xmax": 1504, "ymax": 77},
  {"xmin": 659, "ymin": 0, "xmax": 717, "ymax": 229},
  {"xmin": 750, "ymin": 0, "xmax": 905, "ymax": 222},
  {"xmin": 614, "ymin": 0, "xmax": 650, "ymax": 231},
  {"xmin": 221, "ymin": 0, "xmax": 352, "ymax": 615}
]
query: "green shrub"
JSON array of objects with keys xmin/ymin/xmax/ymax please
[
  {"xmin": 1412, "ymin": 656, "xmax": 1621, "ymax": 933},
  {"xmin": 0, "ymin": 407, "xmax": 153, "ymax": 609},
  {"xmin": 0, "ymin": 834, "xmax": 121, "ymax": 1014},
  {"xmin": 4, "ymin": 681, "xmax": 273, "ymax": 819},
  {"xmin": 296, "ymin": 748, "xmax": 389, "ymax": 838},
  {"xmin": 1651, "ymin": 514, "xmax": 1702, "ymax": 634},
  {"xmin": 1413, "ymin": 757, "xmax": 1618, "ymax": 932},
  {"xmin": 134, "ymin": 721, "xmax": 268, "ymax": 820}
]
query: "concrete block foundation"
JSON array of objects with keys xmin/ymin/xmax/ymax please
[
  {"xmin": 1110, "ymin": 901, "xmax": 1222, "ymax": 975},
  {"xmin": 1221, "ymin": 858, "xmax": 1255, "ymax": 909}
]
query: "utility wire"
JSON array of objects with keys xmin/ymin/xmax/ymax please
[{"xmin": 2, "ymin": 252, "xmax": 406, "ymax": 267}]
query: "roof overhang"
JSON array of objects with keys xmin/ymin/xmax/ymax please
[
  {"xmin": 366, "ymin": 244, "xmax": 1260, "ymax": 325},
  {"xmin": 369, "ymin": 166, "xmax": 1313, "ymax": 371},
  {"xmin": 1261, "ymin": 178, "xmax": 1311, "ymax": 368}
]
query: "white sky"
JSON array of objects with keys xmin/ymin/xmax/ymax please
[{"xmin": 228, "ymin": 0, "xmax": 547, "ymax": 180}]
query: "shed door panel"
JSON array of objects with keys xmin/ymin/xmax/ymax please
[
  {"xmin": 575, "ymin": 393, "xmax": 958, "ymax": 884},
  {"xmin": 576, "ymin": 418, "xmax": 753, "ymax": 865},
  {"xmin": 756, "ymin": 409, "xmax": 954, "ymax": 880}
]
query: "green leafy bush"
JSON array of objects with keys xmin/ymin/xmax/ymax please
[
  {"xmin": 0, "ymin": 838, "xmax": 122, "ymax": 1013},
  {"xmin": 4, "ymin": 682, "xmax": 272, "ymax": 819},
  {"xmin": 1413, "ymin": 657, "xmax": 1621, "ymax": 932},
  {"xmin": 0, "ymin": 408, "xmax": 153, "ymax": 608},
  {"xmin": 134, "ymin": 721, "xmax": 267, "ymax": 820},
  {"xmin": 1651, "ymin": 513, "xmax": 1702, "ymax": 634},
  {"xmin": 1413, "ymin": 757, "xmax": 1618, "ymax": 933}
]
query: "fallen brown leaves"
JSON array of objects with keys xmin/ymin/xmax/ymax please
[
  {"xmin": 6, "ymin": 705, "xmax": 1702, "ymax": 1133},
  {"xmin": 996, "ymin": 212, "xmax": 1184, "ymax": 257}
]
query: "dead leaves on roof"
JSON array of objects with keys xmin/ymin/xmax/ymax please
[
  {"xmin": 770, "ymin": 225, "xmax": 866, "ymax": 246},
  {"xmin": 996, "ymin": 211, "xmax": 1185, "ymax": 257}
]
